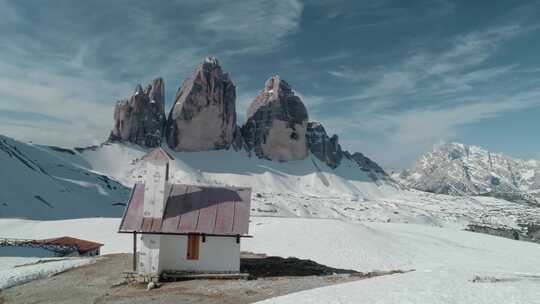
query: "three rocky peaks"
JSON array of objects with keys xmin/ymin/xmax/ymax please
[{"xmin": 109, "ymin": 57, "xmax": 386, "ymax": 175}]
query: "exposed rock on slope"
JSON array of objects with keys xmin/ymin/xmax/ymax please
[
  {"xmin": 398, "ymin": 143, "xmax": 540, "ymax": 204},
  {"xmin": 109, "ymin": 78, "xmax": 166, "ymax": 147},
  {"xmin": 166, "ymin": 57, "xmax": 236, "ymax": 151},
  {"xmin": 345, "ymin": 151, "xmax": 394, "ymax": 184},
  {"xmin": 306, "ymin": 122, "xmax": 343, "ymax": 168},
  {"xmin": 242, "ymin": 75, "xmax": 309, "ymax": 161},
  {"xmin": 304, "ymin": 121, "xmax": 394, "ymax": 184}
]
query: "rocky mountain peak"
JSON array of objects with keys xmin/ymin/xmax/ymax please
[
  {"xmin": 134, "ymin": 84, "xmax": 144, "ymax": 95},
  {"xmin": 306, "ymin": 122, "xmax": 343, "ymax": 168},
  {"xmin": 109, "ymin": 77, "xmax": 166, "ymax": 148},
  {"xmin": 203, "ymin": 56, "xmax": 220, "ymax": 65},
  {"xmin": 263, "ymin": 75, "xmax": 287, "ymax": 95},
  {"xmin": 104, "ymin": 58, "xmax": 393, "ymax": 187},
  {"xmin": 246, "ymin": 75, "xmax": 304, "ymax": 120},
  {"xmin": 148, "ymin": 77, "xmax": 165, "ymax": 106},
  {"xmin": 398, "ymin": 142, "xmax": 540, "ymax": 204},
  {"xmin": 242, "ymin": 75, "xmax": 309, "ymax": 161},
  {"xmin": 165, "ymin": 57, "xmax": 236, "ymax": 151}
]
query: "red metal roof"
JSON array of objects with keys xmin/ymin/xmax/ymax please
[
  {"xmin": 142, "ymin": 147, "xmax": 175, "ymax": 162},
  {"xmin": 31, "ymin": 237, "xmax": 103, "ymax": 253},
  {"xmin": 118, "ymin": 183, "xmax": 251, "ymax": 236}
]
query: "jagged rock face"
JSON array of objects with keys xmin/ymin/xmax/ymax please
[
  {"xmin": 231, "ymin": 126, "xmax": 246, "ymax": 152},
  {"xmin": 347, "ymin": 152, "xmax": 388, "ymax": 176},
  {"xmin": 109, "ymin": 78, "xmax": 166, "ymax": 147},
  {"xmin": 242, "ymin": 76, "xmax": 309, "ymax": 161},
  {"xmin": 306, "ymin": 122, "xmax": 342, "ymax": 168},
  {"xmin": 166, "ymin": 57, "xmax": 236, "ymax": 151},
  {"xmin": 342, "ymin": 151, "xmax": 394, "ymax": 185},
  {"xmin": 303, "ymin": 121, "xmax": 395, "ymax": 184},
  {"xmin": 398, "ymin": 143, "xmax": 540, "ymax": 204}
]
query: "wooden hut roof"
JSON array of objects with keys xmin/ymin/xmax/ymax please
[{"xmin": 118, "ymin": 183, "xmax": 251, "ymax": 236}]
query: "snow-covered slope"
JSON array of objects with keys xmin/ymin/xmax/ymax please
[
  {"xmin": 1, "ymin": 134, "xmax": 537, "ymax": 235},
  {"xmin": 397, "ymin": 142, "xmax": 540, "ymax": 204},
  {"xmin": 41, "ymin": 142, "xmax": 540, "ymax": 234},
  {"xmin": 3, "ymin": 136, "xmax": 540, "ymax": 236},
  {"xmin": 3, "ymin": 217, "xmax": 540, "ymax": 303},
  {"xmin": 64, "ymin": 142, "xmax": 396, "ymax": 195},
  {"xmin": 251, "ymin": 218, "xmax": 540, "ymax": 304},
  {"xmin": 48, "ymin": 141, "xmax": 401, "ymax": 217},
  {"xmin": 0, "ymin": 135, "xmax": 129, "ymax": 219},
  {"xmin": 0, "ymin": 257, "xmax": 93, "ymax": 290}
]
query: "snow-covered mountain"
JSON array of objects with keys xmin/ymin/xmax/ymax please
[
  {"xmin": 2, "ymin": 55, "xmax": 540, "ymax": 240},
  {"xmin": 51, "ymin": 141, "xmax": 400, "ymax": 215},
  {"xmin": 0, "ymin": 135, "xmax": 129, "ymax": 219},
  {"xmin": 397, "ymin": 142, "xmax": 540, "ymax": 204},
  {"xmin": 4, "ymin": 134, "xmax": 540, "ymax": 241},
  {"xmin": 42, "ymin": 141, "xmax": 540, "ymax": 237},
  {"xmin": 0, "ymin": 130, "xmax": 401, "ymax": 220},
  {"xmin": 0, "ymin": 57, "xmax": 401, "ymax": 220}
]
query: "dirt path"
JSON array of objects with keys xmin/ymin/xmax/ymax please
[{"xmin": 0, "ymin": 254, "xmax": 407, "ymax": 304}]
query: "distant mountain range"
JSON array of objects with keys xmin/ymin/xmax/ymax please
[
  {"xmin": 5, "ymin": 136, "xmax": 540, "ymax": 242},
  {"xmin": 0, "ymin": 133, "xmax": 401, "ymax": 220},
  {"xmin": 2, "ymin": 56, "xmax": 539, "ymax": 234},
  {"xmin": 0, "ymin": 56, "xmax": 399, "ymax": 220},
  {"xmin": 396, "ymin": 142, "xmax": 540, "ymax": 205}
]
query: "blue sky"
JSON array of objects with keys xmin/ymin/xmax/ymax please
[{"xmin": 1, "ymin": 0, "xmax": 539, "ymax": 168}]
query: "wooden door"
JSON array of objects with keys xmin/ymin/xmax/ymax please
[{"xmin": 186, "ymin": 234, "xmax": 200, "ymax": 260}]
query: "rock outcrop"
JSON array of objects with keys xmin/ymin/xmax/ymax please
[
  {"xmin": 345, "ymin": 152, "xmax": 388, "ymax": 177},
  {"xmin": 165, "ymin": 57, "xmax": 236, "ymax": 151},
  {"xmin": 104, "ymin": 58, "xmax": 394, "ymax": 187},
  {"xmin": 306, "ymin": 122, "xmax": 343, "ymax": 168},
  {"xmin": 109, "ymin": 78, "xmax": 166, "ymax": 147},
  {"xmin": 242, "ymin": 75, "xmax": 309, "ymax": 161}
]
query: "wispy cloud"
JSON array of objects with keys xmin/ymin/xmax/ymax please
[
  {"xmin": 0, "ymin": 0, "xmax": 20, "ymax": 25},
  {"xmin": 315, "ymin": 0, "xmax": 455, "ymax": 29},
  {"xmin": 316, "ymin": 51, "xmax": 352, "ymax": 63},
  {"xmin": 0, "ymin": 0, "xmax": 539, "ymax": 167},
  {"xmin": 385, "ymin": 91, "xmax": 540, "ymax": 145},
  {"xmin": 0, "ymin": 0, "xmax": 304, "ymax": 147},
  {"xmin": 347, "ymin": 88, "xmax": 540, "ymax": 167},
  {"xmin": 318, "ymin": 22, "xmax": 540, "ymax": 166},
  {"xmin": 200, "ymin": 0, "xmax": 303, "ymax": 55},
  {"xmin": 0, "ymin": 59, "xmax": 132, "ymax": 146},
  {"xmin": 330, "ymin": 24, "xmax": 525, "ymax": 105}
]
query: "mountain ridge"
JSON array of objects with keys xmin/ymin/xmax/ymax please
[
  {"xmin": 0, "ymin": 135, "xmax": 129, "ymax": 219},
  {"xmin": 104, "ymin": 56, "xmax": 394, "ymax": 183},
  {"xmin": 396, "ymin": 142, "xmax": 540, "ymax": 204}
]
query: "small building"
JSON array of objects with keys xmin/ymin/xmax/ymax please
[
  {"xmin": 118, "ymin": 148, "xmax": 252, "ymax": 276},
  {"xmin": 0, "ymin": 236, "xmax": 103, "ymax": 257},
  {"xmin": 32, "ymin": 236, "xmax": 103, "ymax": 256}
]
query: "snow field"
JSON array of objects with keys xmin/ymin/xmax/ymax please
[
  {"xmin": 0, "ymin": 258, "xmax": 94, "ymax": 290},
  {"xmin": 2, "ymin": 216, "xmax": 540, "ymax": 303}
]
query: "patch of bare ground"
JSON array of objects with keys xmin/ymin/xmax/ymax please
[{"xmin": 1, "ymin": 254, "xmax": 410, "ymax": 304}]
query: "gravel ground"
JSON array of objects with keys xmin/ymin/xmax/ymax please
[{"xmin": 0, "ymin": 254, "xmax": 404, "ymax": 304}]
